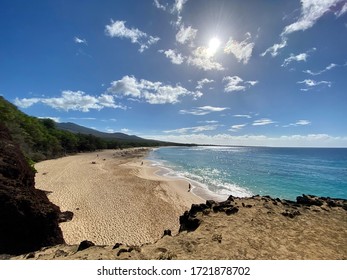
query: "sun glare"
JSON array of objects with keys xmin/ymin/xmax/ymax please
[{"xmin": 208, "ymin": 37, "xmax": 221, "ymax": 55}]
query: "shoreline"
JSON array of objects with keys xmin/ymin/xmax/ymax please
[
  {"xmin": 142, "ymin": 158, "xmax": 231, "ymax": 202},
  {"xmin": 34, "ymin": 148, "xmax": 203, "ymax": 246}
]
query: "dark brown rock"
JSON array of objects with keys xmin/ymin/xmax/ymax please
[
  {"xmin": 58, "ymin": 211, "xmax": 74, "ymax": 223},
  {"xmin": 179, "ymin": 211, "xmax": 201, "ymax": 232},
  {"xmin": 206, "ymin": 200, "xmax": 216, "ymax": 208},
  {"xmin": 225, "ymin": 206, "xmax": 239, "ymax": 215},
  {"xmin": 112, "ymin": 243, "xmax": 122, "ymax": 249},
  {"xmin": 0, "ymin": 123, "xmax": 64, "ymax": 255},
  {"xmin": 163, "ymin": 229, "xmax": 172, "ymax": 237},
  {"xmin": 282, "ymin": 210, "xmax": 301, "ymax": 218},
  {"xmin": 77, "ymin": 240, "xmax": 95, "ymax": 251},
  {"xmin": 296, "ymin": 194, "xmax": 323, "ymax": 206}
]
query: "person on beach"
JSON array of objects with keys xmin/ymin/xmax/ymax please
[{"xmin": 188, "ymin": 183, "xmax": 191, "ymax": 192}]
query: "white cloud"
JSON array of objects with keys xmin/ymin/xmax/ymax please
[
  {"xmin": 107, "ymin": 75, "xmax": 202, "ymax": 104},
  {"xmin": 14, "ymin": 91, "xmax": 122, "ymax": 112},
  {"xmin": 336, "ymin": 2, "xmax": 347, "ymax": 17},
  {"xmin": 223, "ymin": 76, "xmax": 258, "ymax": 92},
  {"xmin": 171, "ymin": 0, "xmax": 189, "ymax": 26},
  {"xmin": 144, "ymin": 133, "xmax": 347, "ymax": 147},
  {"xmin": 297, "ymin": 79, "xmax": 332, "ymax": 90},
  {"xmin": 233, "ymin": 114, "xmax": 252, "ymax": 119},
  {"xmin": 282, "ymin": 48, "xmax": 316, "ymax": 67},
  {"xmin": 164, "ymin": 124, "xmax": 219, "ymax": 134},
  {"xmin": 159, "ymin": 49, "xmax": 185, "ymax": 64},
  {"xmin": 224, "ymin": 32, "xmax": 255, "ymax": 64},
  {"xmin": 38, "ymin": 116, "xmax": 61, "ymax": 123},
  {"xmin": 105, "ymin": 20, "xmax": 159, "ymax": 52},
  {"xmin": 74, "ymin": 37, "xmax": 87, "ymax": 45},
  {"xmin": 303, "ymin": 63, "xmax": 338, "ymax": 75},
  {"xmin": 14, "ymin": 97, "xmax": 40, "ymax": 108},
  {"xmin": 296, "ymin": 120, "xmax": 311, "ymax": 126},
  {"xmin": 153, "ymin": 0, "xmax": 167, "ymax": 11},
  {"xmin": 262, "ymin": 0, "xmax": 344, "ymax": 57},
  {"xmin": 252, "ymin": 118, "xmax": 276, "ymax": 126},
  {"xmin": 196, "ymin": 78, "xmax": 214, "ymax": 89},
  {"xmin": 179, "ymin": 106, "xmax": 229, "ymax": 116},
  {"xmin": 282, "ymin": 0, "xmax": 344, "ymax": 36},
  {"xmin": 261, "ymin": 38, "xmax": 287, "ymax": 57},
  {"xmin": 282, "ymin": 53, "xmax": 308, "ymax": 67},
  {"xmin": 187, "ymin": 46, "xmax": 224, "ymax": 71},
  {"xmin": 172, "ymin": 0, "xmax": 188, "ymax": 13},
  {"xmin": 228, "ymin": 123, "xmax": 247, "ymax": 132},
  {"xmin": 176, "ymin": 25, "xmax": 197, "ymax": 45},
  {"xmin": 284, "ymin": 119, "xmax": 311, "ymax": 127}
]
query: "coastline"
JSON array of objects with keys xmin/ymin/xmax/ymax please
[{"xmin": 34, "ymin": 148, "xmax": 203, "ymax": 246}]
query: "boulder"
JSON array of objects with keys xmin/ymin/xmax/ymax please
[
  {"xmin": 179, "ymin": 211, "xmax": 201, "ymax": 232},
  {"xmin": 77, "ymin": 240, "xmax": 95, "ymax": 251},
  {"xmin": 58, "ymin": 211, "xmax": 74, "ymax": 223},
  {"xmin": 296, "ymin": 194, "xmax": 323, "ymax": 206}
]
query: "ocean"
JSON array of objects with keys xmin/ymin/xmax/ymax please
[{"xmin": 147, "ymin": 146, "xmax": 347, "ymax": 201}]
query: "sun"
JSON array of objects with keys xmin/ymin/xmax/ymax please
[{"xmin": 208, "ymin": 37, "xmax": 221, "ymax": 55}]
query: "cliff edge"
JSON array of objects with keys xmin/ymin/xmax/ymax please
[
  {"xmin": 11, "ymin": 194, "xmax": 347, "ymax": 260},
  {"xmin": 0, "ymin": 122, "xmax": 64, "ymax": 255}
]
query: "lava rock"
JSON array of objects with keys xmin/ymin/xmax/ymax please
[
  {"xmin": 77, "ymin": 240, "xmax": 95, "ymax": 251},
  {"xmin": 58, "ymin": 211, "xmax": 74, "ymax": 223},
  {"xmin": 0, "ymin": 123, "xmax": 64, "ymax": 255}
]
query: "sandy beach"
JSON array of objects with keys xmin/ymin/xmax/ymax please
[{"xmin": 34, "ymin": 148, "xmax": 203, "ymax": 246}]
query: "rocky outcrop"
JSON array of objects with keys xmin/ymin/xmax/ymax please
[
  {"xmin": 0, "ymin": 122, "xmax": 64, "ymax": 255},
  {"xmin": 179, "ymin": 196, "xmax": 240, "ymax": 232},
  {"xmin": 10, "ymin": 194, "xmax": 347, "ymax": 260}
]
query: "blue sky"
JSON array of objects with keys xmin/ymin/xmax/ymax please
[{"xmin": 1, "ymin": 0, "xmax": 347, "ymax": 147}]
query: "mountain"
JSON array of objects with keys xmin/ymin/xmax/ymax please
[{"xmin": 56, "ymin": 122, "xmax": 145, "ymax": 141}]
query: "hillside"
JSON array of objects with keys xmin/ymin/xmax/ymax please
[
  {"xmin": 0, "ymin": 96, "xmax": 183, "ymax": 162},
  {"xmin": 56, "ymin": 122, "xmax": 144, "ymax": 141}
]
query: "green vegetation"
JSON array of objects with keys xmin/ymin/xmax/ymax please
[{"xmin": 0, "ymin": 96, "xmax": 186, "ymax": 163}]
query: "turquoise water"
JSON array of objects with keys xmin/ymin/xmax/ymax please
[{"xmin": 147, "ymin": 146, "xmax": 347, "ymax": 201}]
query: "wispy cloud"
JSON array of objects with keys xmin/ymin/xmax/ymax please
[
  {"xmin": 14, "ymin": 91, "xmax": 122, "ymax": 112},
  {"xmin": 282, "ymin": 48, "xmax": 316, "ymax": 67},
  {"xmin": 335, "ymin": 2, "xmax": 347, "ymax": 17},
  {"xmin": 107, "ymin": 75, "xmax": 202, "ymax": 104},
  {"xmin": 74, "ymin": 36, "xmax": 87, "ymax": 45},
  {"xmin": 224, "ymin": 32, "xmax": 255, "ymax": 64},
  {"xmin": 233, "ymin": 114, "xmax": 252, "ymax": 119},
  {"xmin": 153, "ymin": 0, "xmax": 167, "ymax": 11},
  {"xmin": 105, "ymin": 20, "xmax": 160, "ymax": 52},
  {"xmin": 223, "ymin": 76, "xmax": 258, "ymax": 92},
  {"xmin": 228, "ymin": 123, "xmax": 248, "ymax": 132},
  {"xmin": 164, "ymin": 124, "xmax": 219, "ymax": 134},
  {"xmin": 303, "ymin": 63, "xmax": 339, "ymax": 75},
  {"xmin": 252, "ymin": 118, "xmax": 276, "ymax": 126},
  {"xmin": 282, "ymin": 0, "xmax": 344, "ymax": 36},
  {"xmin": 297, "ymin": 79, "xmax": 332, "ymax": 91},
  {"xmin": 262, "ymin": 0, "xmax": 344, "ymax": 57},
  {"xmin": 283, "ymin": 119, "xmax": 311, "ymax": 127},
  {"xmin": 179, "ymin": 106, "xmax": 229, "ymax": 116},
  {"xmin": 171, "ymin": 0, "xmax": 189, "ymax": 26},
  {"xmin": 187, "ymin": 46, "xmax": 224, "ymax": 71},
  {"xmin": 159, "ymin": 49, "xmax": 185, "ymax": 64},
  {"xmin": 176, "ymin": 25, "xmax": 197, "ymax": 46},
  {"xmin": 196, "ymin": 78, "xmax": 214, "ymax": 89}
]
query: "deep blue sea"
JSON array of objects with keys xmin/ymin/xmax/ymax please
[{"xmin": 147, "ymin": 146, "xmax": 347, "ymax": 201}]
